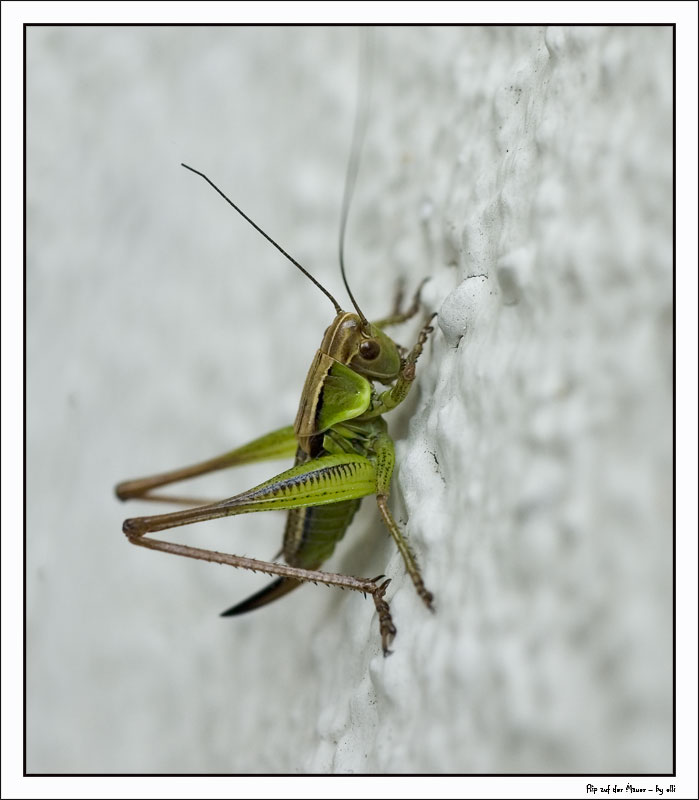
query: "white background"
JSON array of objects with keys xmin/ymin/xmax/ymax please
[{"xmin": 3, "ymin": 4, "xmax": 697, "ymax": 798}]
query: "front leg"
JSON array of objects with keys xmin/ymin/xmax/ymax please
[{"xmin": 361, "ymin": 313, "xmax": 436, "ymax": 418}]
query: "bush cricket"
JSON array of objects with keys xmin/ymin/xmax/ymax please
[{"xmin": 116, "ymin": 60, "xmax": 435, "ymax": 655}]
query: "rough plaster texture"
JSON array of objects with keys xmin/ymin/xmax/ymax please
[{"xmin": 26, "ymin": 26, "xmax": 672, "ymax": 774}]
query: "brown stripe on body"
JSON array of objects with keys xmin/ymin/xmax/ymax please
[
  {"xmin": 294, "ymin": 313, "xmax": 363, "ymax": 456},
  {"xmin": 318, "ymin": 312, "xmax": 362, "ymax": 363},
  {"xmin": 294, "ymin": 351, "xmax": 334, "ymax": 456}
]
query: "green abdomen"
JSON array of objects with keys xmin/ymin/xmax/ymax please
[{"xmin": 283, "ymin": 498, "xmax": 361, "ymax": 569}]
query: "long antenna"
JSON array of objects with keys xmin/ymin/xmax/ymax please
[
  {"xmin": 338, "ymin": 28, "xmax": 374, "ymax": 328},
  {"xmin": 181, "ymin": 163, "xmax": 342, "ymax": 314}
]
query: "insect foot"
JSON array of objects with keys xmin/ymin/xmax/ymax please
[
  {"xmin": 416, "ymin": 581, "xmax": 435, "ymax": 613},
  {"xmin": 401, "ymin": 313, "xmax": 437, "ymax": 382},
  {"xmin": 372, "ymin": 578, "xmax": 396, "ymax": 656}
]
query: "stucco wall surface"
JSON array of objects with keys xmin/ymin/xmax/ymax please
[{"xmin": 26, "ymin": 26, "xmax": 672, "ymax": 774}]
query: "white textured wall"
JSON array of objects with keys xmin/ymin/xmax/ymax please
[{"xmin": 26, "ymin": 26, "xmax": 672, "ymax": 774}]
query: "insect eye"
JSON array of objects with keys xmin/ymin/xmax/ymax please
[{"xmin": 359, "ymin": 339, "xmax": 381, "ymax": 360}]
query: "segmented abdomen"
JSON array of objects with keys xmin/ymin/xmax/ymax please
[{"xmin": 282, "ymin": 446, "xmax": 361, "ymax": 568}]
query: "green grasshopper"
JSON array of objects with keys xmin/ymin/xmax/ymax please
[{"xmin": 116, "ymin": 156, "xmax": 435, "ymax": 655}]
